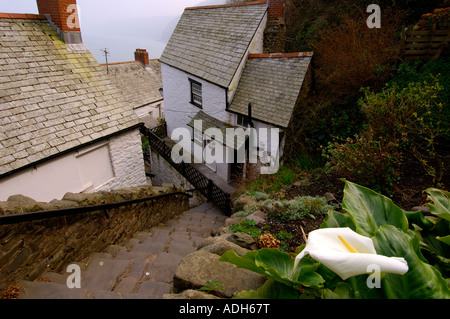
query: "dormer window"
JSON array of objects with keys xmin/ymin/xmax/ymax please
[{"xmin": 189, "ymin": 79, "xmax": 203, "ymax": 108}]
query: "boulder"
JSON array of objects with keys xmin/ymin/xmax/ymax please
[
  {"xmin": 244, "ymin": 211, "xmax": 267, "ymax": 225},
  {"xmin": 198, "ymin": 236, "xmax": 249, "ymax": 256},
  {"xmin": 224, "ymin": 217, "xmax": 243, "ymax": 227},
  {"xmin": 173, "ymin": 250, "xmax": 266, "ymax": 298},
  {"xmin": 227, "ymin": 232, "xmax": 258, "ymax": 250},
  {"xmin": 232, "ymin": 195, "xmax": 256, "ymax": 214},
  {"xmin": 7, "ymin": 195, "xmax": 37, "ymax": 206}
]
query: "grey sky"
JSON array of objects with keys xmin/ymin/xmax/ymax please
[{"xmin": 0, "ymin": 0, "xmax": 226, "ymax": 62}]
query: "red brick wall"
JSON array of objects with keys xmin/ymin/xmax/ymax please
[
  {"xmin": 268, "ymin": 0, "xmax": 284, "ymax": 21},
  {"xmin": 37, "ymin": 0, "xmax": 80, "ymax": 32}
]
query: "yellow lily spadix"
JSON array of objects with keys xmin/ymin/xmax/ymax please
[
  {"xmin": 338, "ymin": 235, "xmax": 359, "ymax": 253},
  {"xmin": 293, "ymin": 228, "xmax": 408, "ymax": 280}
]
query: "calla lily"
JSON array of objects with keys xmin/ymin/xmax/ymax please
[{"xmin": 293, "ymin": 228, "xmax": 409, "ymax": 280}]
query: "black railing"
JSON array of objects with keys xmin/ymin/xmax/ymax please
[
  {"xmin": 141, "ymin": 126, "xmax": 233, "ymax": 216},
  {"xmin": 0, "ymin": 191, "xmax": 192, "ymax": 226}
]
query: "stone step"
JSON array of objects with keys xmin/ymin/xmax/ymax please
[
  {"xmin": 18, "ymin": 280, "xmax": 89, "ymax": 299},
  {"xmin": 81, "ymin": 259, "xmax": 130, "ymax": 291},
  {"xmin": 14, "ymin": 203, "xmax": 227, "ymax": 299}
]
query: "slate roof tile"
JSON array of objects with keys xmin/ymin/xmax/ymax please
[
  {"xmin": 160, "ymin": 1, "xmax": 267, "ymax": 88},
  {"xmin": 228, "ymin": 54, "xmax": 312, "ymax": 128},
  {"xmin": 0, "ymin": 16, "xmax": 140, "ymax": 176}
]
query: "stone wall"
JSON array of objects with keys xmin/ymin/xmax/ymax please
[
  {"xmin": 97, "ymin": 128, "xmax": 148, "ymax": 192},
  {"xmin": 264, "ymin": 20, "xmax": 286, "ymax": 53},
  {"xmin": 0, "ymin": 184, "xmax": 189, "ymax": 289}
]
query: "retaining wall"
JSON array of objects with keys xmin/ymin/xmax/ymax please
[{"xmin": 0, "ymin": 184, "xmax": 189, "ymax": 289}]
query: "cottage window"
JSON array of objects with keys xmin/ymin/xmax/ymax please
[
  {"xmin": 189, "ymin": 79, "xmax": 203, "ymax": 107},
  {"xmin": 236, "ymin": 114, "xmax": 249, "ymax": 127}
]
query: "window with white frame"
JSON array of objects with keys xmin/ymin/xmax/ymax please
[{"xmin": 189, "ymin": 79, "xmax": 203, "ymax": 107}]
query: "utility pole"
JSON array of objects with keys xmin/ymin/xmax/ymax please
[{"xmin": 101, "ymin": 48, "xmax": 110, "ymax": 74}]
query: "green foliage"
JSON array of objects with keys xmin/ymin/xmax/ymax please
[
  {"xmin": 267, "ymin": 196, "xmax": 338, "ymax": 223},
  {"xmin": 141, "ymin": 136, "xmax": 149, "ymax": 153},
  {"xmin": 325, "ymin": 76, "xmax": 446, "ymax": 192},
  {"xmin": 239, "ymin": 165, "xmax": 298, "ymax": 195},
  {"xmin": 233, "ymin": 196, "xmax": 338, "ymax": 224},
  {"xmin": 220, "ymin": 181, "xmax": 450, "ymax": 299},
  {"xmin": 229, "ymin": 219, "xmax": 263, "ymax": 239},
  {"xmin": 200, "ymin": 281, "xmax": 224, "ymax": 293}
]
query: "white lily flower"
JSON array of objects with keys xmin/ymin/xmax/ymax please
[{"xmin": 293, "ymin": 228, "xmax": 408, "ymax": 280}]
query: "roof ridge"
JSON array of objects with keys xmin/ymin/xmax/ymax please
[
  {"xmin": 185, "ymin": 0, "xmax": 267, "ymax": 11},
  {"xmin": 248, "ymin": 52, "xmax": 314, "ymax": 58},
  {"xmin": 100, "ymin": 61, "xmax": 139, "ymax": 66},
  {"xmin": 0, "ymin": 12, "xmax": 45, "ymax": 20}
]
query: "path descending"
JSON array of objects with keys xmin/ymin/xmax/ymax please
[{"xmin": 17, "ymin": 202, "xmax": 227, "ymax": 299}]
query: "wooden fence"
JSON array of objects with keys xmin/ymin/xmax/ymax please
[
  {"xmin": 141, "ymin": 124, "xmax": 233, "ymax": 216},
  {"xmin": 401, "ymin": 26, "xmax": 450, "ymax": 60}
]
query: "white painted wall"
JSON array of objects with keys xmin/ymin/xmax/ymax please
[
  {"xmin": 0, "ymin": 129, "xmax": 147, "ymax": 202},
  {"xmin": 160, "ymin": 12, "xmax": 269, "ymax": 182},
  {"xmin": 162, "ymin": 64, "xmax": 230, "ymax": 140}
]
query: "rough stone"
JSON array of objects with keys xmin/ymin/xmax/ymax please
[
  {"xmin": 199, "ymin": 237, "xmax": 249, "ymax": 257},
  {"xmin": 225, "ymin": 217, "xmax": 243, "ymax": 227},
  {"xmin": 227, "ymin": 232, "xmax": 259, "ymax": 250},
  {"xmin": 232, "ymin": 195, "xmax": 256, "ymax": 214},
  {"xmin": 244, "ymin": 211, "xmax": 267, "ymax": 225},
  {"xmin": 173, "ymin": 250, "xmax": 266, "ymax": 298}
]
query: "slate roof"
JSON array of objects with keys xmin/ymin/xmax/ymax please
[
  {"xmin": 106, "ymin": 60, "xmax": 163, "ymax": 109},
  {"xmin": 0, "ymin": 14, "xmax": 140, "ymax": 176},
  {"xmin": 187, "ymin": 111, "xmax": 247, "ymax": 150},
  {"xmin": 228, "ymin": 53, "xmax": 313, "ymax": 128},
  {"xmin": 160, "ymin": 0, "xmax": 268, "ymax": 88}
]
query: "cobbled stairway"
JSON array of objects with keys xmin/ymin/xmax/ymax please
[{"xmin": 17, "ymin": 202, "xmax": 227, "ymax": 299}]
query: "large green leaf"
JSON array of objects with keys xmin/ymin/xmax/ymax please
[
  {"xmin": 219, "ymin": 249, "xmax": 325, "ymax": 290},
  {"xmin": 320, "ymin": 210, "xmax": 356, "ymax": 230},
  {"xmin": 341, "ymin": 181, "xmax": 409, "ymax": 236},
  {"xmin": 437, "ymin": 235, "xmax": 450, "ymax": 246},
  {"xmin": 233, "ymin": 278, "xmax": 300, "ymax": 299},
  {"xmin": 372, "ymin": 225, "xmax": 450, "ymax": 299},
  {"xmin": 426, "ymin": 188, "xmax": 450, "ymax": 222}
]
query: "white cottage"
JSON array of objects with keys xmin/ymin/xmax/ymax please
[
  {"xmin": 0, "ymin": 0, "xmax": 147, "ymax": 202},
  {"xmin": 160, "ymin": 0, "xmax": 312, "ymax": 182},
  {"xmin": 106, "ymin": 49, "xmax": 165, "ymax": 129}
]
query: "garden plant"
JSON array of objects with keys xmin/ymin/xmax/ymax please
[{"xmin": 220, "ymin": 180, "xmax": 450, "ymax": 299}]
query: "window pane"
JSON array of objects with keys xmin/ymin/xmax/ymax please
[{"xmin": 191, "ymin": 80, "xmax": 202, "ymax": 106}]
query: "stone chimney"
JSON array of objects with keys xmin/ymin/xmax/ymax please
[
  {"xmin": 135, "ymin": 49, "xmax": 150, "ymax": 66},
  {"xmin": 36, "ymin": 0, "xmax": 82, "ymax": 44},
  {"xmin": 264, "ymin": 0, "xmax": 286, "ymax": 53}
]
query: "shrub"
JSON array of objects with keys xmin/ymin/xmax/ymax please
[
  {"xmin": 310, "ymin": 7, "xmax": 403, "ymax": 100},
  {"xmin": 325, "ymin": 77, "xmax": 445, "ymax": 192},
  {"xmin": 268, "ymin": 196, "xmax": 339, "ymax": 223}
]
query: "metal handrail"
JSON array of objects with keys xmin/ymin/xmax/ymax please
[
  {"xmin": 0, "ymin": 190, "xmax": 197, "ymax": 226},
  {"xmin": 141, "ymin": 126, "xmax": 233, "ymax": 215}
]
